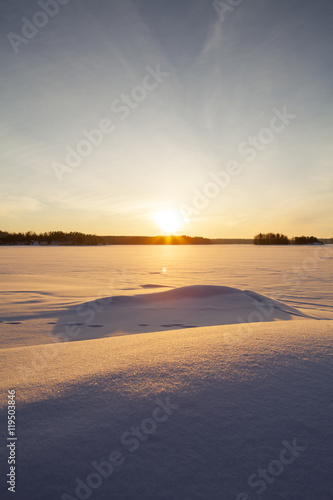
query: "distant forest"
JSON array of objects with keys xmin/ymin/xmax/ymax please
[
  {"xmin": 0, "ymin": 231, "xmax": 329, "ymax": 246},
  {"xmin": 253, "ymin": 233, "xmax": 325, "ymax": 245},
  {"xmin": 0, "ymin": 231, "xmax": 211, "ymax": 246}
]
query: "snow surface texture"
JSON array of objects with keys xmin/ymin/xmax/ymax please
[
  {"xmin": 1, "ymin": 321, "xmax": 332, "ymax": 500},
  {"xmin": 0, "ymin": 246, "xmax": 332, "ymax": 499}
]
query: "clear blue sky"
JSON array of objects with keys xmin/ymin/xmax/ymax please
[{"xmin": 1, "ymin": 0, "xmax": 332, "ymax": 237}]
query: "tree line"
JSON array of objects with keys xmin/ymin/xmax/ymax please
[
  {"xmin": 0, "ymin": 231, "xmax": 211, "ymax": 246},
  {"xmin": 0, "ymin": 230, "xmax": 325, "ymax": 246},
  {"xmin": 253, "ymin": 233, "xmax": 323, "ymax": 245}
]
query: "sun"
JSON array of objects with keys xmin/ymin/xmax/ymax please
[{"xmin": 155, "ymin": 209, "xmax": 184, "ymax": 234}]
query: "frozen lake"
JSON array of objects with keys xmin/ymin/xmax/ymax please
[
  {"xmin": 1, "ymin": 244, "xmax": 333, "ymax": 500},
  {"xmin": 1, "ymin": 244, "xmax": 332, "ymax": 348}
]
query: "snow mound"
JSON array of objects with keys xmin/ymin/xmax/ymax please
[{"xmin": 52, "ymin": 285, "xmax": 309, "ymax": 343}]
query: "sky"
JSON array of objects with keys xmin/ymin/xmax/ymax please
[{"xmin": 1, "ymin": 0, "xmax": 332, "ymax": 238}]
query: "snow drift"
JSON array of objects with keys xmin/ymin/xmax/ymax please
[{"xmin": 52, "ymin": 285, "xmax": 310, "ymax": 343}]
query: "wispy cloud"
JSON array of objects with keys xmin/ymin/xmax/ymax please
[{"xmin": 0, "ymin": 196, "xmax": 45, "ymax": 217}]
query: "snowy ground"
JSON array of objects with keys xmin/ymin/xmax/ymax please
[{"xmin": 0, "ymin": 246, "xmax": 332, "ymax": 499}]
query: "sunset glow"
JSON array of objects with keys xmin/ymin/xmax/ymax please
[
  {"xmin": 1, "ymin": 0, "xmax": 332, "ymax": 238},
  {"xmin": 155, "ymin": 210, "xmax": 184, "ymax": 234}
]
